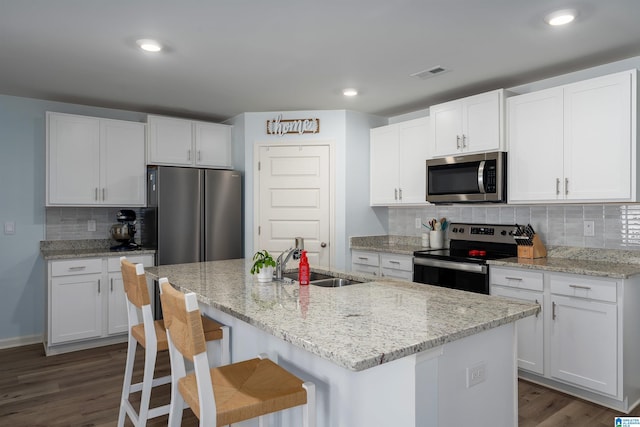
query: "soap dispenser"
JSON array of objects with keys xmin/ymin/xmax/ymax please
[{"xmin": 298, "ymin": 250, "xmax": 310, "ymax": 285}]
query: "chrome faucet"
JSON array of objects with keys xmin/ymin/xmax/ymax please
[{"xmin": 275, "ymin": 237, "xmax": 304, "ymax": 280}]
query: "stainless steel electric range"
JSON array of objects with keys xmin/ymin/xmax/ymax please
[{"xmin": 413, "ymin": 223, "xmax": 519, "ymax": 294}]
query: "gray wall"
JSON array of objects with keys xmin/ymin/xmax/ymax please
[
  {"xmin": 0, "ymin": 94, "xmax": 145, "ymax": 345},
  {"xmin": 230, "ymin": 110, "xmax": 387, "ymax": 269}
]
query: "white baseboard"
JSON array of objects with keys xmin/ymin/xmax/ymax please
[{"xmin": 0, "ymin": 334, "xmax": 43, "ymax": 350}]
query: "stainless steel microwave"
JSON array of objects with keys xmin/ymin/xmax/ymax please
[{"xmin": 425, "ymin": 151, "xmax": 506, "ymax": 203}]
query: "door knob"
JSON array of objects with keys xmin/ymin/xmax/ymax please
[{"xmin": 320, "ymin": 242, "xmax": 327, "ymax": 248}]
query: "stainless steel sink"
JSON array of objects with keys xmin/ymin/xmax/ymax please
[
  {"xmin": 282, "ymin": 271, "xmax": 361, "ymax": 287},
  {"xmin": 309, "ymin": 277, "xmax": 358, "ymax": 287}
]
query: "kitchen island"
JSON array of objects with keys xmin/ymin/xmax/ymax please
[{"xmin": 147, "ymin": 259, "xmax": 538, "ymax": 427}]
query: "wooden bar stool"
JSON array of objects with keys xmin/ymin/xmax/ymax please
[
  {"xmin": 117, "ymin": 258, "xmax": 230, "ymax": 427},
  {"xmin": 159, "ymin": 278, "xmax": 316, "ymax": 427}
]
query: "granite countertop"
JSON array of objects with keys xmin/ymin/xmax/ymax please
[
  {"xmin": 350, "ymin": 235, "xmax": 425, "ymax": 255},
  {"xmin": 40, "ymin": 239, "xmax": 156, "ymax": 260},
  {"xmin": 146, "ymin": 259, "xmax": 538, "ymax": 372},
  {"xmin": 488, "ymin": 246, "xmax": 640, "ymax": 279}
]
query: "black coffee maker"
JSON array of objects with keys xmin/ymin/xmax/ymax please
[{"xmin": 110, "ymin": 210, "xmax": 139, "ymax": 251}]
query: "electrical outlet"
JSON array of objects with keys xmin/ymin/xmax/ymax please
[
  {"xmin": 583, "ymin": 220, "xmax": 595, "ymax": 237},
  {"xmin": 87, "ymin": 219, "xmax": 96, "ymax": 232},
  {"xmin": 466, "ymin": 362, "xmax": 486, "ymax": 388},
  {"xmin": 415, "ymin": 217, "xmax": 421, "ymax": 229}
]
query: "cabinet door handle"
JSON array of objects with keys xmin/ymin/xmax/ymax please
[
  {"xmin": 552, "ymin": 301, "xmax": 556, "ymax": 320},
  {"xmin": 389, "ymin": 260, "xmax": 401, "ymax": 264},
  {"xmin": 398, "ymin": 188, "xmax": 402, "ymax": 201},
  {"xmin": 69, "ymin": 266, "xmax": 86, "ymax": 271},
  {"xmin": 556, "ymin": 178, "xmax": 560, "ymax": 195},
  {"xmin": 569, "ymin": 284, "xmax": 591, "ymax": 291},
  {"xmin": 102, "ymin": 188, "xmax": 106, "ymax": 201},
  {"xmin": 98, "ymin": 279, "xmax": 101, "ymax": 294},
  {"xmin": 188, "ymin": 149, "xmax": 191, "ymax": 161},
  {"xmin": 456, "ymin": 135, "xmax": 461, "ymax": 149},
  {"xmin": 320, "ymin": 242, "xmax": 327, "ymax": 248},
  {"xmin": 565, "ymin": 178, "xmax": 569, "ymax": 195},
  {"xmin": 95, "ymin": 188, "xmax": 99, "ymax": 201},
  {"xmin": 535, "ymin": 299, "xmax": 540, "ymax": 318},
  {"xmin": 358, "ymin": 257, "xmax": 369, "ymax": 260},
  {"xmin": 110, "ymin": 278, "xmax": 113, "ymax": 292},
  {"xmin": 394, "ymin": 188, "xmax": 398, "ymax": 200},
  {"xmin": 197, "ymin": 150, "xmax": 201, "ymax": 161},
  {"xmin": 462, "ymin": 134, "xmax": 467, "ymax": 148},
  {"xmin": 505, "ymin": 276, "xmax": 522, "ymax": 281}
]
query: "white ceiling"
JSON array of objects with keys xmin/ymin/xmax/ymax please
[{"xmin": 1, "ymin": 0, "xmax": 640, "ymax": 121}]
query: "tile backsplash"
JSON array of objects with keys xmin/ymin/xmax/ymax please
[
  {"xmin": 389, "ymin": 204, "xmax": 640, "ymax": 250},
  {"xmin": 45, "ymin": 207, "xmax": 144, "ymax": 243}
]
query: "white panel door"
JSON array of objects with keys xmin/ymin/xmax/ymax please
[
  {"xmin": 101, "ymin": 119, "xmax": 146, "ymax": 206},
  {"xmin": 564, "ymin": 71, "xmax": 632, "ymax": 201},
  {"xmin": 490, "ymin": 286, "xmax": 544, "ymax": 375},
  {"xmin": 550, "ymin": 295, "xmax": 617, "ymax": 396},
  {"xmin": 258, "ymin": 145, "xmax": 330, "ymax": 267},
  {"xmin": 398, "ymin": 117, "xmax": 429, "ymax": 204},
  {"xmin": 147, "ymin": 115, "xmax": 193, "ymax": 165},
  {"xmin": 463, "ymin": 90, "xmax": 502, "ymax": 154},
  {"xmin": 430, "ymin": 100, "xmax": 463, "ymax": 157},
  {"xmin": 50, "ymin": 274, "xmax": 103, "ymax": 344},
  {"xmin": 370, "ymin": 125, "xmax": 399, "ymax": 205},
  {"xmin": 507, "ymin": 87, "xmax": 564, "ymax": 202},
  {"xmin": 107, "ymin": 273, "xmax": 128, "ymax": 335},
  {"xmin": 194, "ymin": 121, "xmax": 232, "ymax": 168},
  {"xmin": 47, "ymin": 113, "xmax": 101, "ymax": 205}
]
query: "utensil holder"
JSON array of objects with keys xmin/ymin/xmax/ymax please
[
  {"xmin": 430, "ymin": 230, "xmax": 444, "ymax": 249},
  {"xmin": 517, "ymin": 234, "xmax": 547, "ymax": 259}
]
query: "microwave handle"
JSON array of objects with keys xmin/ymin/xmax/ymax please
[{"xmin": 477, "ymin": 160, "xmax": 486, "ymax": 193}]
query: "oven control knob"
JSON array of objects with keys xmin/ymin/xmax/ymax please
[
  {"xmin": 459, "ymin": 227, "xmax": 464, "ymax": 233},
  {"xmin": 501, "ymin": 230, "xmax": 507, "ymax": 236},
  {"xmin": 452, "ymin": 227, "xmax": 458, "ymax": 233}
]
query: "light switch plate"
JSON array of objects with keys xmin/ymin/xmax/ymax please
[
  {"xmin": 87, "ymin": 219, "xmax": 97, "ymax": 232},
  {"xmin": 415, "ymin": 218, "xmax": 421, "ymax": 229},
  {"xmin": 4, "ymin": 221, "xmax": 15, "ymax": 235}
]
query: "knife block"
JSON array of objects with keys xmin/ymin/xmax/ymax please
[{"xmin": 517, "ymin": 234, "xmax": 547, "ymax": 259}]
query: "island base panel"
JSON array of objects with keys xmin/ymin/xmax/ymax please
[{"xmin": 200, "ymin": 304, "xmax": 517, "ymax": 427}]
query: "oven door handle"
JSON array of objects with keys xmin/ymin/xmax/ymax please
[{"xmin": 413, "ymin": 257, "xmax": 487, "ymax": 274}]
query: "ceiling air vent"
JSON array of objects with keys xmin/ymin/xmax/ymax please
[{"xmin": 410, "ymin": 66, "xmax": 451, "ymax": 80}]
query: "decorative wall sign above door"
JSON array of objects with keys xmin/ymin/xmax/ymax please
[{"xmin": 266, "ymin": 114, "xmax": 320, "ymax": 136}]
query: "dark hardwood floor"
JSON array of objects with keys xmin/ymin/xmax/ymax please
[{"xmin": 0, "ymin": 342, "xmax": 637, "ymax": 426}]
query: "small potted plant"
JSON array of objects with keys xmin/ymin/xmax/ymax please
[{"xmin": 251, "ymin": 250, "xmax": 276, "ymax": 282}]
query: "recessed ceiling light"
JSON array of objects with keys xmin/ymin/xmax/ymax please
[
  {"xmin": 136, "ymin": 38, "xmax": 163, "ymax": 52},
  {"xmin": 343, "ymin": 88, "xmax": 358, "ymax": 97},
  {"xmin": 545, "ymin": 9, "xmax": 577, "ymax": 26}
]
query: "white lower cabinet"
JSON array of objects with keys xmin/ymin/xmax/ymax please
[
  {"xmin": 490, "ymin": 268, "xmax": 544, "ymax": 375},
  {"xmin": 549, "ymin": 275, "xmax": 617, "ymax": 396},
  {"xmin": 351, "ymin": 250, "xmax": 380, "ymax": 277},
  {"xmin": 50, "ymin": 258, "xmax": 103, "ymax": 344},
  {"xmin": 351, "ymin": 250, "xmax": 413, "ymax": 281},
  {"xmin": 380, "ymin": 253, "xmax": 413, "ymax": 281},
  {"xmin": 47, "ymin": 254, "xmax": 154, "ymax": 354},
  {"xmin": 490, "ymin": 266, "xmax": 640, "ymax": 412}
]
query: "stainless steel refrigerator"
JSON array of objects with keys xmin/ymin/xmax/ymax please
[{"xmin": 143, "ymin": 166, "xmax": 243, "ymax": 265}]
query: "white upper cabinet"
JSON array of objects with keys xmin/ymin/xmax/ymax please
[
  {"xmin": 508, "ymin": 70, "xmax": 637, "ymax": 203},
  {"xmin": 147, "ymin": 115, "xmax": 232, "ymax": 169},
  {"xmin": 370, "ymin": 117, "xmax": 429, "ymax": 206},
  {"xmin": 507, "ymin": 88, "xmax": 564, "ymax": 202},
  {"xmin": 430, "ymin": 89, "xmax": 505, "ymax": 157},
  {"xmin": 47, "ymin": 112, "xmax": 145, "ymax": 206}
]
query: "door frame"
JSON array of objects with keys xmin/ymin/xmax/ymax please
[{"xmin": 253, "ymin": 139, "xmax": 336, "ymax": 268}]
